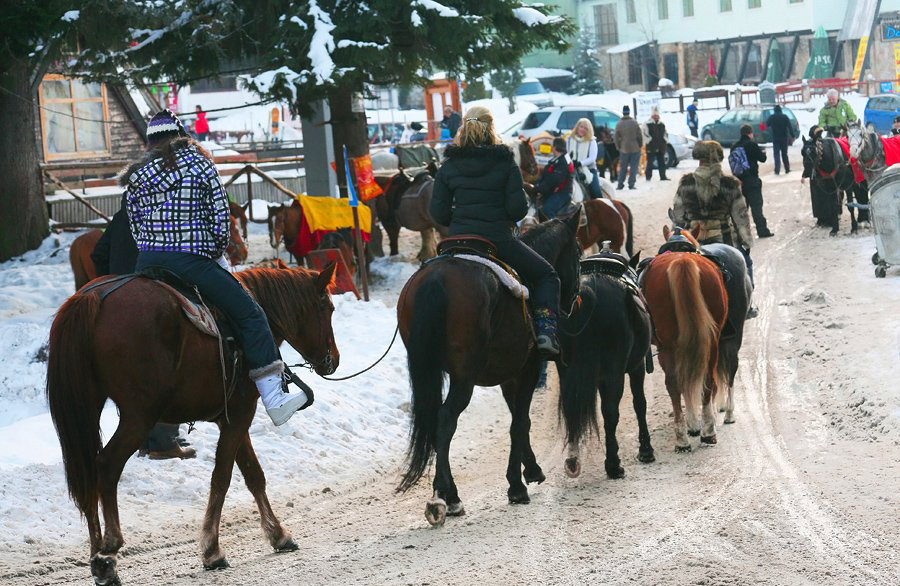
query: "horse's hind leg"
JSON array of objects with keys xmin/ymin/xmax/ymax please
[
  {"xmin": 599, "ymin": 374, "xmax": 626, "ymax": 478},
  {"xmin": 235, "ymin": 431, "xmax": 296, "ymax": 552},
  {"xmin": 518, "ymin": 357, "xmax": 545, "ymax": 486},
  {"xmin": 629, "ymin": 368, "xmax": 655, "ymax": 463},
  {"xmin": 418, "ymin": 227, "xmax": 437, "ymax": 261},
  {"xmin": 92, "ymin": 411, "xmax": 155, "ymax": 585},
  {"xmin": 700, "ymin": 376, "xmax": 718, "ymax": 445},
  {"xmin": 200, "ymin": 419, "xmax": 247, "ymax": 570},
  {"xmin": 428, "ymin": 378, "xmax": 474, "ymax": 526},
  {"xmin": 847, "ymin": 190, "xmax": 859, "ymax": 234},
  {"xmin": 382, "ymin": 216, "xmax": 401, "ymax": 256},
  {"xmin": 660, "ymin": 351, "xmax": 690, "ymax": 452}
]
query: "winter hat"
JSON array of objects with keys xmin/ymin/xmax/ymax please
[
  {"xmin": 146, "ymin": 109, "xmax": 188, "ymax": 142},
  {"xmin": 692, "ymin": 140, "xmax": 724, "ymax": 164},
  {"xmin": 410, "ymin": 121, "xmax": 423, "ymax": 131},
  {"xmin": 622, "ymin": 105, "xmax": 631, "ymax": 116}
]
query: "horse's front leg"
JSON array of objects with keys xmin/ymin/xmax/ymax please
[
  {"xmin": 235, "ymin": 431, "xmax": 297, "ymax": 551},
  {"xmin": 846, "ymin": 189, "xmax": 859, "ymax": 234},
  {"xmin": 200, "ymin": 419, "xmax": 247, "ymax": 570},
  {"xmin": 418, "ymin": 227, "xmax": 437, "ymax": 261},
  {"xmin": 629, "ymin": 368, "xmax": 655, "ymax": 463}
]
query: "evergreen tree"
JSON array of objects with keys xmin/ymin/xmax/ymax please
[
  {"xmin": 491, "ymin": 63, "xmax": 525, "ymax": 114},
  {"xmin": 572, "ymin": 30, "xmax": 604, "ymax": 95},
  {"xmin": 0, "ymin": 1, "xmax": 575, "ymax": 257}
]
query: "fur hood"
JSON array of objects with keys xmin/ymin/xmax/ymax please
[
  {"xmin": 443, "ymin": 143, "xmax": 514, "ymax": 161},
  {"xmin": 118, "ymin": 137, "xmax": 200, "ymax": 187}
]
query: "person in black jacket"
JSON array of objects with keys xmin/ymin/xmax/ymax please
[
  {"xmin": 90, "ymin": 194, "xmax": 198, "ymax": 461},
  {"xmin": 430, "ymin": 105, "xmax": 562, "ymax": 357},
  {"xmin": 733, "ymin": 124, "xmax": 774, "ymax": 238},
  {"xmin": 766, "ymin": 105, "xmax": 794, "ymax": 175},
  {"xmin": 534, "ymin": 138, "xmax": 574, "ymax": 218}
]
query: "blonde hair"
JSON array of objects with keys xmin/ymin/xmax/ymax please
[
  {"xmin": 572, "ymin": 118, "xmax": 594, "ymax": 142},
  {"xmin": 455, "ymin": 106, "xmax": 502, "ymax": 147}
]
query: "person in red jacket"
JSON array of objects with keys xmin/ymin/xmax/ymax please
[{"xmin": 194, "ymin": 105, "xmax": 209, "ymax": 141}]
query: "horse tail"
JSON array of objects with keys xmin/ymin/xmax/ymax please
[
  {"xmin": 46, "ymin": 292, "xmax": 104, "ymax": 517},
  {"xmin": 667, "ymin": 256, "xmax": 719, "ymax": 416},
  {"xmin": 397, "ymin": 277, "xmax": 447, "ymax": 493}
]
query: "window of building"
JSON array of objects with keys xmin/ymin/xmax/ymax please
[
  {"xmin": 720, "ymin": 46, "xmax": 741, "ymax": 82},
  {"xmin": 191, "ymin": 75, "xmax": 238, "ymax": 93},
  {"xmin": 683, "ymin": 0, "xmax": 694, "ymax": 17},
  {"xmin": 744, "ymin": 43, "xmax": 762, "ymax": 79},
  {"xmin": 628, "ymin": 50, "xmax": 643, "ymax": 85},
  {"xmin": 594, "ymin": 4, "xmax": 618, "ymax": 46},
  {"xmin": 658, "ymin": 0, "xmax": 669, "ymax": 19},
  {"xmin": 720, "ymin": 0, "xmax": 732, "ymax": 11},
  {"xmin": 832, "ymin": 39, "xmax": 846, "ymax": 73},
  {"xmin": 625, "ymin": 0, "xmax": 636, "ymax": 23},
  {"xmin": 748, "ymin": 0, "xmax": 761, "ymax": 8},
  {"xmin": 39, "ymin": 74, "xmax": 110, "ymax": 160},
  {"xmin": 664, "ymin": 53, "xmax": 680, "ymax": 84}
]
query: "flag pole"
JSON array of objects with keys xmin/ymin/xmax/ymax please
[{"xmin": 343, "ymin": 145, "xmax": 369, "ymax": 301}]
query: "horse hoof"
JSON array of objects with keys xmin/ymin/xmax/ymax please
[
  {"xmin": 638, "ymin": 450, "xmax": 656, "ymax": 463},
  {"xmin": 274, "ymin": 537, "xmax": 299, "ymax": 553},
  {"xmin": 446, "ymin": 501, "xmax": 465, "ymax": 517},
  {"xmin": 723, "ymin": 416, "xmax": 736, "ymax": 425},
  {"xmin": 508, "ymin": 488, "xmax": 531, "ymax": 505},
  {"xmin": 605, "ymin": 465, "xmax": 625, "ymax": 479},
  {"xmin": 204, "ymin": 557, "xmax": 230, "ymax": 571},
  {"xmin": 524, "ymin": 467, "xmax": 546, "ymax": 485},
  {"xmin": 425, "ymin": 498, "xmax": 447, "ymax": 527},
  {"xmin": 564, "ymin": 457, "xmax": 581, "ymax": 478},
  {"xmin": 700, "ymin": 435, "xmax": 717, "ymax": 445},
  {"xmin": 91, "ymin": 554, "xmax": 118, "ymax": 586},
  {"xmin": 687, "ymin": 429, "xmax": 701, "ymax": 437},
  {"xmin": 675, "ymin": 444, "xmax": 692, "ymax": 453}
]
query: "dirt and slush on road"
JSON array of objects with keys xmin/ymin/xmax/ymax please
[{"xmin": 3, "ymin": 156, "xmax": 898, "ymax": 585}]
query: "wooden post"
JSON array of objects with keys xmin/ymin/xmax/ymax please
[
  {"xmin": 351, "ymin": 206, "xmax": 369, "ymax": 301},
  {"xmin": 247, "ymin": 168, "xmax": 255, "ymax": 222},
  {"xmin": 43, "ymin": 171, "xmax": 111, "ymax": 222}
]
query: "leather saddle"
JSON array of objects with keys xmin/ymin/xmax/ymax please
[
  {"xmin": 582, "ymin": 250, "xmax": 647, "ymax": 313},
  {"xmin": 436, "ymin": 234, "xmax": 498, "ymax": 258},
  {"xmin": 650, "ymin": 230, "xmax": 732, "ymax": 283}
]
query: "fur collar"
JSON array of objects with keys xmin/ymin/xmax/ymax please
[
  {"xmin": 118, "ymin": 137, "xmax": 196, "ymax": 186},
  {"xmin": 443, "ymin": 144, "xmax": 513, "ymax": 161}
]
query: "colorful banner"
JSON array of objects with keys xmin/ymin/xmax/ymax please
[
  {"xmin": 352, "ymin": 155, "xmax": 384, "ymax": 202},
  {"xmin": 852, "ymin": 35, "xmax": 869, "ymax": 82},
  {"xmin": 894, "ymin": 43, "xmax": 900, "ymax": 83}
]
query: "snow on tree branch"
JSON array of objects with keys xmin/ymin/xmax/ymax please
[
  {"xmin": 512, "ymin": 6, "xmax": 562, "ymax": 27},
  {"xmin": 290, "ymin": 15, "xmax": 308, "ymax": 29},
  {"xmin": 336, "ymin": 40, "xmax": 388, "ymax": 50},
  {"xmin": 308, "ymin": 0, "xmax": 336, "ymax": 83},
  {"xmin": 412, "ymin": 0, "xmax": 460, "ymax": 17},
  {"xmin": 61, "ymin": 10, "xmax": 80, "ymax": 22},
  {"xmin": 410, "ymin": 10, "xmax": 423, "ymax": 26},
  {"xmin": 127, "ymin": 11, "xmax": 193, "ymax": 53}
]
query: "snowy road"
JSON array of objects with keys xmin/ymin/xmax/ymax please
[{"xmin": 2, "ymin": 156, "xmax": 898, "ymax": 585}]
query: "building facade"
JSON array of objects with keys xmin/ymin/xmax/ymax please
[{"xmin": 581, "ymin": 0, "xmax": 900, "ymax": 91}]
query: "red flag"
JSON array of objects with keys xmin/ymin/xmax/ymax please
[{"xmin": 708, "ymin": 55, "xmax": 717, "ymax": 77}]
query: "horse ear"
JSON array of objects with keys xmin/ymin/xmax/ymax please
[
  {"xmin": 563, "ymin": 209, "xmax": 580, "ymax": 232},
  {"xmin": 662, "ymin": 225, "xmax": 671, "ymax": 241},
  {"xmin": 629, "ymin": 251, "xmax": 642, "ymax": 269},
  {"xmin": 316, "ymin": 262, "xmax": 337, "ymax": 293}
]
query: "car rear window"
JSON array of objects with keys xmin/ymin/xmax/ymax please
[
  {"xmin": 517, "ymin": 81, "xmax": 544, "ymax": 96},
  {"xmin": 522, "ymin": 112, "xmax": 551, "ymax": 130}
]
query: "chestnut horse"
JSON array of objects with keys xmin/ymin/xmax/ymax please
[
  {"xmin": 396, "ymin": 215, "xmax": 582, "ymax": 526},
  {"xmin": 46, "ymin": 264, "xmax": 338, "ymax": 585},
  {"xmin": 640, "ymin": 231, "xmax": 728, "ymax": 450},
  {"xmin": 267, "ymin": 202, "xmax": 358, "ymax": 275}
]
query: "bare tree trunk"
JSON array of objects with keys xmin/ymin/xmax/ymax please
[{"xmin": 0, "ymin": 60, "xmax": 48, "ymax": 261}]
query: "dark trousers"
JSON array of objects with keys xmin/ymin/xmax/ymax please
[
  {"xmin": 494, "ymin": 238, "xmax": 560, "ymax": 315},
  {"xmin": 741, "ymin": 175, "xmax": 770, "ymax": 236},
  {"xmin": 144, "ymin": 423, "xmax": 180, "ymax": 451},
  {"xmin": 689, "ymin": 127, "xmax": 698, "ymax": 138},
  {"xmin": 741, "ymin": 247, "xmax": 754, "ymax": 286},
  {"xmin": 773, "ymin": 140, "xmax": 790, "ymax": 174},
  {"xmin": 645, "ymin": 150, "xmax": 667, "ymax": 180},
  {"xmin": 136, "ymin": 251, "xmax": 280, "ymax": 373},
  {"xmin": 617, "ymin": 152, "xmax": 641, "ymax": 188}
]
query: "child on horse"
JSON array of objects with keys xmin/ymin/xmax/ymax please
[
  {"xmin": 535, "ymin": 137, "xmax": 575, "ymax": 218},
  {"xmin": 122, "ymin": 109, "xmax": 310, "ymax": 426},
  {"xmin": 430, "ymin": 105, "xmax": 563, "ymax": 357}
]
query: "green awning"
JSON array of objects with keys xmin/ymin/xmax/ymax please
[
  {"xmin": 804, "ymin": 26, "xmax": 833, "ymax": 79},
  {"xmin": 766, "ymin": 39, "xmax": 785, "ymax": 83}
]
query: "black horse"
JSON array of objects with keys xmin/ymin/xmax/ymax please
[
  {"xmin": 396, "ymin": 215, "xmax": 582, "ymax": 526},
  {"xmin": 558, "ymin": 252, "xmax": 654, "ymax": 479},
  {"xmin": 802, "ymin": 131, "xmax": 868, "ymax": 234}
]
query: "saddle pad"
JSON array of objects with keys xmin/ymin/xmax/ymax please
[
  {"xmin": 153, "ymin": 281, "xmax": 220, "ymax": 338},
  {"xmin": 454, "ymin": 254, "xmax": 530, "ymax": 300}
]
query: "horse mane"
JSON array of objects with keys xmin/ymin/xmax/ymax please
[
  {"xmin": 235, "ymin": 268, "xmax": 321, "ymax": 339},
  {"xmin": 521, "ymin": 218, "xmax": 569, "ymax": 260}
]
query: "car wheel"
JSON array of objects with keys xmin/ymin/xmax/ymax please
[{"xmin": 666, "ymin": 145, "xmax": 677, "ymax": 168}]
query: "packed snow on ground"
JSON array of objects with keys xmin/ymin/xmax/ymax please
[{"xmin": 0, "ymin": 231, "xmax": 454, "ymax": 550}]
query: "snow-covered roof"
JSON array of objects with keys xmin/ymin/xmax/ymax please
[{"xmin": 606, "ymin": 41, "xmax": 649, "ymax": 55}]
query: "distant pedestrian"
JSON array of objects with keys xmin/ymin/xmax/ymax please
[
  {"xmin": 686, "ymin": 98, "xmax": 699, "ymax": 138},
  {"xmin": 643, "ymin": 108, "xmax": 669, "ymax": 181},
  {"xmin": 441, "ymin": 105, "xmax": 462, "ymax": 139},
  {"xmin": 766, "ymin": 105, "xmax": 794, "ymax": 175},
  {"xmin": 409, "ymin": 121, "xmax": 427, "ymax": 142},
  {"xmin": 194, "ymin": 105, "xmax": 209, "ymax": 142},
  {"xmin": 614, "ymin": 105, "xmax": 642, "ymax": 190},
  {"xmin": 731, "ymin": 124, "xmax": 773, "ymax": 238}
]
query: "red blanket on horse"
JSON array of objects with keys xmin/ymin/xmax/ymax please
[
  {"xmin": 836, "ymin": 135, "xmax": 900, "ymax": 183},
  {"xmin": 285, "ymin": 200, "xmax": 370, "ymax": 259}
]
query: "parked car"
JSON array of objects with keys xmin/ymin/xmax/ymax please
[
  {"xmin": 513, "ymin": 106, "xmax": 621, "ymax": 140},
  {"xmin": 514, "ymin": 78, "xmax": 553, "ymax": 107},
  {"xmin": 700, "ymin": 105, "xmax": 800, "ymax": 147},
  {"xmin": 863, "ymin": 94, "xmax": 900, "ymax": 135}
]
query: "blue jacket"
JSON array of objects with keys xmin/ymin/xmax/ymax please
[
  {"xmin": 687, "ymin": 104, "xmax": 699, "ymax": 129},
  {"xmin": 122, "ymin": 138, "xmax": 230, "ymax": 259}
]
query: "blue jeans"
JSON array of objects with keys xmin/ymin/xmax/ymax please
[
  {"xmin": 136, "ymin": 251, "xmax": 281, "ymax": 376},
  {"xmin": 617, "ymin": 152, "xmax": 641, "ymax": 188},
  {"xmin": 773, "ymin": 139, "xmax": 790, "ymax": 174},
  {"xmin": 587, "ymin": 168, "xmax": 602, "ymax": 198},
  {"xmin": 543, "ymin": 192, "xmax": 572, "ymax": 219}
]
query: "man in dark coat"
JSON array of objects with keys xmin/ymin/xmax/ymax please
[
  {"xmin": 643, "ymin": 109, "xmax": 669, "ymax": 181},
  {"xmin": 766, "ymin": 105, "xmax": 794, "ymax": 175},
  {"xmin": 534, "ymin": 138, "xmax": 574, "ymax": 218},
  {"xmin": 440, "ymin": 106, "xmax": 462, "ymax": 139},
  {"xmin": 732, "ymin": 124, "xmax": 774, "ymax": 238}
]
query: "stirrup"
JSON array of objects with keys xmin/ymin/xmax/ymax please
[{"xmin": 282, "ymin": 365, "xmax": 315, "ymax": 410}]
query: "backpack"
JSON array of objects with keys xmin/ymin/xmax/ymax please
[{"xmin": 728, "ymin": 146, "xmax": 750, "ymax": 176}]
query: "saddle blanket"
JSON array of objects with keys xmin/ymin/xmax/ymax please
[
  {"xmin": 455, "ymin": 254, "xmax": 530, "ymax": 300},
  {"xmin": 294, "ymin": 194, "xmax": 372, "ymax": 233}
]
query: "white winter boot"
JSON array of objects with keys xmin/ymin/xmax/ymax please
[{"xmin": 256, "ymin": 373, "xmax": 309, "ymax": 426}]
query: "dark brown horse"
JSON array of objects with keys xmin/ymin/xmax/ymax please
[
  {"xmin": 373, "ymin": 170, "xmax": 445, "ymax": 261},
  {"xmin": 47, "ymin": 264, "xmax": 338, "ymax": 585},
  {"xmin": 396, "ymin": 215, "xmax": 582, "ymax": 526},
  {"xmin": 641, "ymin": 230, "xmax": 728, "ymax": 450}
]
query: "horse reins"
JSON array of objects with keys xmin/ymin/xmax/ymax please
[{"xmin": 287, "ymin": 323, "xmax": 400, "ymax": 381}]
